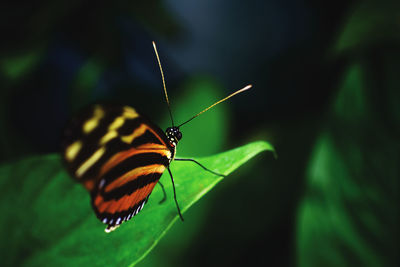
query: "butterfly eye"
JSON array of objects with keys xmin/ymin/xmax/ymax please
[{"xmin": 176, "ymin": 131, "xmax": 182, "ymax": 141}]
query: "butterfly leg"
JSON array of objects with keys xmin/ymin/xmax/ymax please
[
  {"xmin": 167, "ymin": 167, "xmax": 184, "ymax": 221},
  {"xmin": 174, "ymin": 158, "xmax": 226, "ymax": 177},
  {"xmin": 157, "ymin": 181, "xmax": 167, "ymax": 204}
]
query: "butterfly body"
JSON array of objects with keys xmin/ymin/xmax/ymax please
[{"xmin": 63, "ymin": 105, "xmax": 181, "ymax": 232}]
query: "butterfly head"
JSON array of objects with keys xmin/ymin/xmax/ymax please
[{"xmin": 165, "ymin": 126, "xmax": 182, "ymax": 147}]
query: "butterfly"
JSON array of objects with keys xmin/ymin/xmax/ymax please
[{"xmin": 62, "ymin": 41, "xmax": 251, "ymax": 233}]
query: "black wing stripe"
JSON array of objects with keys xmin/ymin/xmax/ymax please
[
  {"xmin": 117, "ymin": 118, "xmax": 144, "ymax": 135},
  {"xmin": 102, "ymin": 173, "xmax": 162, "ymax": 201},
  {"xmin": 101, "ymin": 152, "xmax": 169, "ymax": 184},
  {"xmin": 96, "ymin": 196, "xmax": 150, "ymax": 226},
  {"xmin": 130, "ymin": 130, "xmax": 164, "ymax": 147},
  {"xmin": 75, "ymin": 138, "xmax": 127, "ymax": 181}
]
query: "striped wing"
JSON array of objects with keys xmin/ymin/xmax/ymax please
[{"xmin": 62, "ymin": 105, "xmax": 173, "ymax": 232}]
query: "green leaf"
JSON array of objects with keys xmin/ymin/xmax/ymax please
[{"xmin": 0, "ymin": 141, "xmax": 274, "ymax": 267}]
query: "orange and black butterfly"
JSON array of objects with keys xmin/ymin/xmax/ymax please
[{"xmin": 62, "ymin": 42, "xmax": 251, "ymax": 233}]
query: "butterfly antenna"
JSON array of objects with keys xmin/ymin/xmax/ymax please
[
  {"xmin": 153, "ymin": 41, "xmax": 175, "ymax": 126},
  {"xmin": 177, "ymin": 84, "xmax": 252, "ymax": 128}
]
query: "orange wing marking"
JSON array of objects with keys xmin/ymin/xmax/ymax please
[
  {"xmin": 94, "ymin": 181, "xmax": 158, "ymax": 213},
  {"xmin": 100, "ymin": 147, "xmax": 171, "ymax": 177},
  {"xmin": 104, "ymin": 164, "xmax": 165, "ymax": 193}
]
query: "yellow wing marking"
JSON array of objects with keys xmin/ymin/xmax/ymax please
[
  {"xmin": 121, "ymin": 122, "xmax": 168, "ymax": 146},
  {"xmin": 120, "ymin": 124, "xmax": 148, "ymax": 144},
  {"xmin": 108, "ymin": 116, "xmax": 125, "ymax": 130},
  {"xmin": 76, "ymin": 147, "xmax": 105, "ymax": 177},
  {"xmin": 123, "ymin": 106, "xmax": 139, "ymax": 118},
  {"xmin": 99, "ymin": 107, "xmax": 140, "ymax": 145},
  {"xmin": 65, "ymin": 140, "xmax": 82, "ymax": 162},
  {"xmin": 100, "ymin": 131, "xmax": 119, "ymax": 145},
  {"xmin": 83, "ymin": 105, "xmax": 105, "ymax": 134}
]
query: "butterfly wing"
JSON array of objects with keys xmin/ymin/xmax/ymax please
[
  {"xmin": 93, "ymin": 144, "xmax": 171, "ymax": 232},
  {"xmin": 62, "ymin": 105, "xmax": 173, "ymax": 232}
]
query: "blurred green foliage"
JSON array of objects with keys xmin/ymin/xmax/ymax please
[
  {"xmin": 1, "ymin": 49, "xmax": 43, "ymax": 81},
  {"xmin": 297, "ymin": 1, "xmax": 399, "ymax": 266},
  {"xmin": 335, "ymin": 1, "xmax": 400, "ymax": 53},
  {"xmin": 297, "ymin": 63, "xmax": 399, "ymax": 265}
]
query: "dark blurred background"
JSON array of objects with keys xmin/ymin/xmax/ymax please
[{"xmin": 1, "ymin": 0, "xmax": 398, "ymax": 266}]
